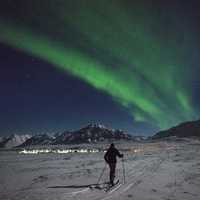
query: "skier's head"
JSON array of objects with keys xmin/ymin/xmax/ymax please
[{"xmin": 110, "ymin": 143, "xmax": 115, "ymax": 148}]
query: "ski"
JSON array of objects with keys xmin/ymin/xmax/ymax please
[
  {"xmin": 89, "ymin": 182, "xmax": 109, "ymax": 190},
  {"xmin": 105, "ymin": 180, "xmax": 120, "ymax": 192}
]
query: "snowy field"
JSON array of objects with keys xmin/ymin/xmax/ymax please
[{"xmin": 0, "ymin": 139, "xmax": 200, "ymax": 200}]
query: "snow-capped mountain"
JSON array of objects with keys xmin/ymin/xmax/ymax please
[
  {"xmin": 20, "ymin": 123, "xmax": 134, "ymax": 146},
  {"xmin": 1, "ymin": 123, "xmax": 141, "ymax": 148},
  {"xmin": 0, "ymin": 134, "xmax": 31, "ymax": 148},
  {"xmin": 19, "ymin": 134, "xmax": 55, "ymax": 147},
  {"xmin": 53, "ymin": 123, "xmax": 133, "ymax": 144},
  {"xmin": 133, "ymin": 136, "xmax": 147, "ymax": 141}
]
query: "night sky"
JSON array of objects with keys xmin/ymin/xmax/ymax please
[{"xmin": 0, "ymin": 0, "xmax": 200, "ymax": 136}]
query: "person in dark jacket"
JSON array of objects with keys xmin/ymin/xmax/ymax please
[{"xmin": 104, "ymin": 143, "xmax": 123, "ymax": 185}]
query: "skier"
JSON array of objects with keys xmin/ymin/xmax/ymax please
[{"xmin": 104, "ymin": 143, "xmax": 123, "ymax": 186}]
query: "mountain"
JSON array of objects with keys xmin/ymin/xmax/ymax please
[
  {"xmin": 19, "ymin": 123, "xmax": 134, "ymax": 146},
  {"xmin": 53, "ymin": 123, "xmax": 133, "ymax": 144},
  {"xmin": 19, "ymin": 134, "xmax": 55, "ymax": 147},
  {"xmin": 1, "ymin": 123, "xmax": 141, "ymax": 148},
  {"xmin": 152, "ymin": 119, "xmax": 200, "ymax": 139},
  {"xmin": 0, "ymin": 134, "xmax": 31, "ymax": 148}
]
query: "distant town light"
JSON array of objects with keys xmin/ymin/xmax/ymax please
[{"xmin": 19, "ymin": 148, "xmax": 100, "ymax": 154}]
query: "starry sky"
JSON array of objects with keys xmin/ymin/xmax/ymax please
[{"xmin": 0, "ymin": 0, "xmax": 200, "ymax": 136}]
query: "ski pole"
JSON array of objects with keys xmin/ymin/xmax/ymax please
[
  {"xmin": 97, "ymin": 162, "xmax": 107, "ymax": 185},
  {"xmin": 122, "ymin": 157, "xmax": 126, "ymax": 184}
]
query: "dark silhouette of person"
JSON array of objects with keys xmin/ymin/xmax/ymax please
[{"xmin": 104, "ymin": 143, "xmax": 123, "ymax": 185}]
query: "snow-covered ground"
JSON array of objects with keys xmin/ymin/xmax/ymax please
[{"xmin": 0, "ymin": 139, "xmax": 200, "ymax": 200}]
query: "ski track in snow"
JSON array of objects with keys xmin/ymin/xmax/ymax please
[
  {"xmin": 72, "ymin": 152, "xmax": 165, "ymax": 200},
  {"xmin": 96, "ymin": 155, "xmax": 165, "ymax": 200},
  {"xmin": 68, "ymin": 188, "xmax": 90, "ymax": 195}
]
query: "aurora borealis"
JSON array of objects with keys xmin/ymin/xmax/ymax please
[{"xmin": 0, "ymin": 0, "xmax": 200, "ymax": 135}]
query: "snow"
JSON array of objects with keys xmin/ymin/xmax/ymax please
[
  {"xmin": 86, "ymin": 123, "xmax": 107, "ymax": 129},
  {"xmin": 0, "ymin": 139, "xmax": 200, "ymax": 200},
  {"xmin": 0, "ymin": 134, "xmax": 31, "ymax": 148}
]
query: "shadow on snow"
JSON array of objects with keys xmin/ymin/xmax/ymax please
[{"xmin": 48, "ymin": 182, "xmax": 109, "ymax": 189}]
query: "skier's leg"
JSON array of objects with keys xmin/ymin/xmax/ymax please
[
  {"xmin": 110, "ymin": 163, "xmax": 116, "ymax": 185},
  {"xmin": 111, "ymin": 164, "xmax": 115, "ymax": 185},
  {"xmin": 109, "ymin": 163, "xmax": 112, "ymax": 184}
]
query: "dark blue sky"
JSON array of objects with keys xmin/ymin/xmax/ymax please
[
  {"xmin": 0, "ymin": 0, "xmax": 200, "ymax": 136},
  {"xmin": 0, "ymin": 44, "xmax": 155, "ymax": 136}
]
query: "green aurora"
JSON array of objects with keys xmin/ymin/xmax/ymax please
[{"xmin": 0, "ymin": 0, "xmax": 198, "ymax": 130}]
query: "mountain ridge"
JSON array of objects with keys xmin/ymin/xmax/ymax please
[
  {"xmin": 152, "ymin": 119, "xmax": 200, "ymax": 139},
  {"xmin": 0, "ymin": 123, "xmax": 143, "ymax": 148},
  {"xmin": 20, "ymin": 123, "xmax": 135, "ymax": 147},
  {"xmin": 0, "ymin": 134, "xmax": 31, "ymax": 148}
]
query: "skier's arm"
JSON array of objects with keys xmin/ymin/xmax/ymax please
[{"xmin": 116, "ymin": 149, "xmax": 123, "ymax": 158}]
